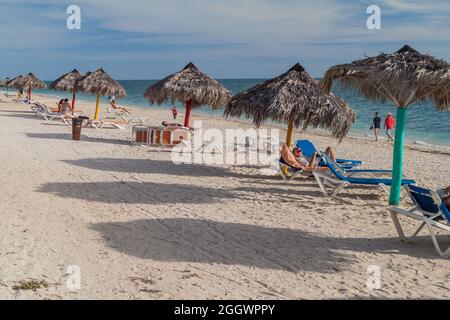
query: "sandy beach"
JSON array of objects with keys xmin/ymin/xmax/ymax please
[{"xmin": 0, "ymin": 93, "xmax": 449, "ymax": 300}]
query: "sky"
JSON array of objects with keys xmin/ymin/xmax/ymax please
[{"xmin": 0, "ymin": 0, "xmax": 449, "ymax": 80}]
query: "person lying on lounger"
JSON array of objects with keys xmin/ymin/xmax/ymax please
[
  {"xmin": 438, "ymin": 186, "xmax": 450, "ymax": 209},
  {"xmin": 292, "ymin": 146, "xmax": 336, "ymax": 170},
  {"xmin": 110, "ymin": 99, "xmax": 132, "ymax": 114},
  {"xmin": 280, "ymin": 144, "xmax": 329, "ymax": 173},
  {"xmin": 162, "ymin": 121, "xmax": 182, "ymax": 127}
]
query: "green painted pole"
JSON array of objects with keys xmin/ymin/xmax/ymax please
[{"xmin": 389, "ymin": 107, "xmax": 408, "ymax": 206}]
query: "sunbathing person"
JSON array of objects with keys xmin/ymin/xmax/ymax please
[
  {"xmin": 162, "ymin": 121, "xmax": 182, "ymax": 127},
  {"xmin": 280, "ymin": 144, "xmax": 321, "ymax": 172},
  {"xmin": 57, "ymin": 99, "xmax": 64, "ymax": 112},
  {"xmin": 292, "ymin": 146, "xmax": 336, "ymax": 172},
  {"xmin": 438, "ymin": 186, "xmax": 450, "ymax": 209},
  {"xmin": 62, "ymin": 98, "xmax": 72, "ymax": 113},
  {"xmin": 110, "ymin": 99, "xmax": 131, "ymax": 114},
  {"xmin": 293, "ymin": 147, "xmax": 317, "ymax": 167}
]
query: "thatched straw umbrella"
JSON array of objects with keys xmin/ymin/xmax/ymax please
[
  {"xmin": 144, "ymin": 62, "xmax": 232, "ymax": 128},
  {"xmin": 15, "ymin": 73, "xmax": 47, "ymax": 101},
  {"xmin": 7, "ymin": 75, "xmax": 25, "ymax": 99},
  {"xmin": 322, "ymin": 45, "xmax": 450, "ymax": 205},
  {"xmin": 0, "ymin": 77, "xmax": 9, "ymax": 96},
  {"xmin": 49, "ymin": 69, "xmax": 83, "ymax": 113},
  {"xmin": 224, "ymin": 63, "xmax": 356, "ymax": 145},
  {"xmin": 7, "ymin": 75, "xmax": 24, "ymax": 89},
  {"xmin": 76, "ymin": 68, "xmax": 126, "ymax": 120}
]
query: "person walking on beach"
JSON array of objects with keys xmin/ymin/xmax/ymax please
[
  {"xmin": 171, "ymin": 106, "xmax": 178, "ymax": 120},
  {"xmin": 384, "ymin": 113, "xmax": 396, "ymax": 142},
  {"xmin": 371, "ymin": 112, "xmax": 382, "ymax": 141}
]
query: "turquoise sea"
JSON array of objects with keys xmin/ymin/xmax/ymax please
[{"xmin": 26, "ymin": 79, "xmax": 450, "ymax": 148}]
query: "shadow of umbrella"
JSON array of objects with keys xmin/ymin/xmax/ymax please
[
  {"xmin": 37, "ymin": 181, "xmax": 239, "ymax": 205},
  {"xmin": 90, "ymin": 218, "xmax": 448, "ymax": 273}
]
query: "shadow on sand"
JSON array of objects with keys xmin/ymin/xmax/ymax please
[
  {"xmin": 26, "ymin": 133, "xmax": 131, "ymax": 146},
  {"xmin": 63, "ymin": 157, "xmax": 269, "ymax": 180},
  {"xmin": 62, "ymin": 158, "xmax": 385, "ymax": 200},
  {"xmin": 90, "ymin": 218, "xmax": 447, "ymax": 273},
  {"xmin": 37, "ymin": 181, "xmax": 239, "ymax": 205}
]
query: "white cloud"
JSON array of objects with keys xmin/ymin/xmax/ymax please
[{"xmin": 0, "ymin": 0, "xmax": 448, "ymax": 78}]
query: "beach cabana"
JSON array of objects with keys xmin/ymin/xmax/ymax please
[
  {"xmin": 144, "ymin": 62, "xmax": 232, "ymax": 128},
  {"xmin": 321, "ymin": 45, "xmax": 450, "ymax": 205},
  {"xmin": 15, "ymin": 73, "xmax": 47, "ymax": 100},
  {"xmin": 76, "ymin": 68, "xmax": 126, "ymax": 120},
  {"xmin": 224, "ymin": 63, "xmax": 356, "ymax": 145},
  {"xmin": 49, "ymin": 69, "xmax": 83, "ymax": 113}
]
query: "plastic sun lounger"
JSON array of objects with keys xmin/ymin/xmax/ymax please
[
  {"xmin": 107, "ymin": 107, "xmax": 146, "ymax": 124},
  {"xmin": 312, "ymin": 156, "xmax": 416, "ymax": 197},
  {"xmin": 296, "ymin": 140, "xmax": 392, "ymax": 175},
  {"xmin": 389, "ymin": 185, "xmax": 450, "ymax": 257},
  {"xmin": 278, "ymin": 157, "xmax": 308, "ymax": 181},
  {"xmin": 31, "ymin": 103, "xmax": 72, "ymax": 126},
  {"xmin": 320, "ymin": 152, "xmax": 392, "ymax": 175},
  {"xmin": 87, "ymin": 119, "xmax": 127, "ymax": 130},
  {"xmin": 296, "ymin": 140, "xmax": 363, "ymax": 169}
]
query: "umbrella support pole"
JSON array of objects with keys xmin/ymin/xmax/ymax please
[
  {"xmin": 184, "ymin": 99, "xmax": 192, "ymax": 128},
  {"xmin": 389, "ymin": 107, "xmax": 407, "ymax": 206},
  {"xmin": 28, "ymin": 84, "xmax": 32, "ymax": 101},
  {"xmin": 282, "ymin": 119, "xmax": 295, "ymax": 175},
  {"xmin": 94, "ymin": 94, "xmax": 100, "ymax": 121},
  {"xmin": 286, "ymin": 119, "xmax": 294, "ymax": 146},
  {"xmin": 72, "ymin": 91, "xmax": 76, "ymax": 115}
]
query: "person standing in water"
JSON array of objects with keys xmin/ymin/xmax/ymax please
[
  {"xmin": 384, "ymin": 113, "xmax": 396, "ymax": 143},
  {"xmin": 371, "ymin": 112, "xmax": 382, "ymax": 141},
  {"xmin": 171, "ymin": 106, "xmax": 178, "ymax": 120}
]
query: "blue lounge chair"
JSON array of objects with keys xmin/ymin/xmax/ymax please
[
  {"xmin": 389, "ymin": 185, "xmax": 450, "ymax": 257},
  {"xmin": 296, "ymin": 140, "xmax": 363, "ymax": 169},
  {"xmin": 312, "ymin": 155, "xmax": 415, "ymax": 196},
  {"xmin": 297, "ymin": 140, "xmax": 392, "ymax": 176}
]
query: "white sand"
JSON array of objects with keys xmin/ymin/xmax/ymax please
[{"xmin": 0, "ymin": 93, "xmax": 449, "ymax": 299}]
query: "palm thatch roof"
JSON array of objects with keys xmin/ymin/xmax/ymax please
[
  {"xmin": 224, "ymin": 63, "xmax": 356, "ymax": 139},
  {"xmin": 144, "ymin": 62, "xmax": 232, "ymax": 109},
  {"xmin": 49, "ymin": 69, "xmax": 82, "ymax": 92},
  {"xmin": 6, "ymin": 75, "xmax": 24, "ymax": 89},
  {"xmin": 14, "ymin": 73, "xmax": 47, "ymax": 90},
  {"xmin": 0, "ymin": 79, "xmax": 8, "ymax": 87},
  {"xmin": 76, "ymin": 68, "xmax": 126, "ymax": 97},
  {"xmin": 321, "ymin": 45, "xmax": 450, "ymax": 110}
]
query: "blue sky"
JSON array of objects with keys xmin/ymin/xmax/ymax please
[{"xmin": 0, "ymin": 0, "xmax": 449, "ymax": 80}]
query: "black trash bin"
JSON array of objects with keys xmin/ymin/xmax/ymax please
[{"xmin": 72, "ymin": 116, "xmax": 90, "ymax": 141}]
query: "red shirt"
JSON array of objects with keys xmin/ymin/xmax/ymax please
[{"xmin": 385, "ymin": 116, "xmax": 396, "ymax": 130}]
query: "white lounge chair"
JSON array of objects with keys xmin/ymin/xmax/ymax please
[
  {"xmin": 107, "ymin": 107, "xmax": 146, "ymax": 124},
  {"xmin": 389, "ymin": 185, "xmax": 450, "ymax": 257},
  {"xmin": 87, "ymin": 119, "xmax": 127, "ymax": 130}
]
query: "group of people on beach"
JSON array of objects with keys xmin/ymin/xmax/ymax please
[
  {"xmin": 371, "ymin": 112, "xmax": 396, "ymax": 142},
  {"xmin": 57, "ymin": 98, "xmax": 72, "ymax": 115}
]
